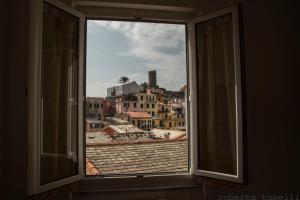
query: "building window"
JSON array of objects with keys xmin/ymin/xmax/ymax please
[
  {"xmin": 147, "ymin": 104, "xmax": 149, "ymax": 108},
  {"xmin": 133, "ymin": 102, "xmax": 136, "ymax": 107},
  {"xmin": 141, "ymin": 96, "xmax": 143, "ymax": 100},
  {"xmin": 152, "ymin": 104, "xmax": 155, "ymax": 108},
  {"xmin": 140, "ymin": 103, "xmax": 143, "ymax": 108}
]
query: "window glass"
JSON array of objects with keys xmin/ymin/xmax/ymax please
[
  {"xmin": 86, "ymin": 20, "xmax": 187, "ymax": 175},
  {"xmin": 196, "ymin": 14, "xmax": 237, "ymax": 175},
  {"xmin": 41, "ymin": 2, "xmax": 79, "ymax": 184}
]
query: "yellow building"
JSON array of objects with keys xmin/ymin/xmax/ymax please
[
  {"xmin": 127, "ymin": 111, "xmax": 152, "ymax": 131},
  {"xmin": 146, "ymin": 88, "xmax": 164, "ymax": 103},
  {"xmin": 156, "ymin": 102, "xmax": 185, "ymax": 129},
  {"xmin": 136, "ymin": 93, "xmax": 158, "ymax": 117}
]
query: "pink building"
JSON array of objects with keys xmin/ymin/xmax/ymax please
[
  {"xmin": 86, "ymin": 97, "xmax": 114, "ymax": 118},
  {"xmin": 115, "ymin": 95, "xmax": 142, "ymax": 114}
]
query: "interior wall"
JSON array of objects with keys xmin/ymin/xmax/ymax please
[
  {"xmin": 73, "ymin": 187, "xmax": 203, "ymax": 200},
  {"xmin": 2, "ymin": 0, "xmax": 29, "ymax": 199},
  {"xmin": 2, "ymin": 0, "xmax": 299, "ymax": 199},
  {"xmin": 1, "ymin": 1, "xmax": 6, "ymax": 199},
  {"xmin": 240, "ymin": 0, "xmax": 300, "ymax": 192}
]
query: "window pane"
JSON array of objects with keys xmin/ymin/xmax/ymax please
[
  {"xmin": 196, "ymin": 14, "xmax": 237, "ymax": 175},
  {"xmin": 85, "ymin": 20, "xmax": 188, "ymax": 175},
  {"xmin": 41, "ymin": 2, "xmax": 79, "ymax": 185}
]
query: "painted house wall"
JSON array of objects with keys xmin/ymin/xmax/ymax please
[
  {"xmin": 115, "ymin": 100, "xmax": 142, "ymax": 114},
  {"xmin": 86, "ymin": 97, "xmax": 114, "ymax": 117}
]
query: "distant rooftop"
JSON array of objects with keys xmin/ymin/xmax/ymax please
[
  {"xmin": 106, "ymin": 124, "xmax": 144, "ymax": 134},
  {"xmin": 86, "ymin": 119, "xmax": 101, "ymax": 123},
  {"xmin": 105, "ymin": 117, "xmax": 130, "ymax": 125},
  {"xmin": 86, "ymin": 131, "xmax": 114, "ymax": 144},
  {"xmin": 180, "ymin": 84, "xmax": 187, "ymax": 92},
  {"xmin": 86, "ymin": 139, "xmax": 188, "ymax": 175},
  {"xmin": 151, "ymin": 129, "xmax": 186, "ymax": 140},
  {"xmin": 127, "ymin": 111, "xmax": 151, "ymax": 118},
  {"xmin": 109, "ymin": 81, "xmax": 140, "ymax": 88},
  {"xmin": 86, "ymin": 97, "xmax": 104, "ymax": 100}
]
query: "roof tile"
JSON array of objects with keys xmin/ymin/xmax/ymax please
[{"xmin": 86, "ymin": 139, "xmax": 188, "ymax": 175}]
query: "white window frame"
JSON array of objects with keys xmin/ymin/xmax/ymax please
[
  {"xmin": 27, "ymin": 0, "xmax": 85, "ymax": 195},
  {"xmin": 188, "ymin": 6, "xmax": 244, "ymax": 183},
  {"xmin": 27, "ymin": 0, "xmax": 244, "ymax": 196}
]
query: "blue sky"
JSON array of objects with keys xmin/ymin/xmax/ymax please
[{"xmin": 86, "ymin": 20, "xmax": 187, "ymax": 97}]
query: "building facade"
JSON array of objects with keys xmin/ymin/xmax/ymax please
[
  {"xmin": 119, "ymin": 112, "xmax": 152, "ymax": 131},
  {"xmin": 86, "ymin": 97, "xmax": 114, "ymax": 118},
  {"xmin": 148, "ymin": 70, "xmax": 157, "ymax": 88},
  {"xmin": 107, "ymin": 81, "xmax": 141, "ymax": 97}
]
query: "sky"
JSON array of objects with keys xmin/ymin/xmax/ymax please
[{"xmin": 86, "ymin": 20, "xmax": 187, "ymax": 97}]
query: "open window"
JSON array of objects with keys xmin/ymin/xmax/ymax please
[
  {"xmin": 85, "ymin": 20, "xmax": 188, "ymax": 176},
  {"xmin": 27, "ymin": 0, "xmax": 85, "ymax": 195},
  {"xmin": 27, "ymin": 0, "xmax": 243, "ymax": 196},
  {"xmin": 189, "ymin": 6, "xmax": 244, "ymax": 183}
]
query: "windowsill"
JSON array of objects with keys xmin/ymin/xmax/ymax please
[{"xmin": 76, "ymin": 174, "xmax": 201, "ymax": 193}]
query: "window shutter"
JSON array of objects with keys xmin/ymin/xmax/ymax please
[
  {"xmin": 189, "ymin": 6, "xmax": 244, "ymax": 183},
  {"xmin": 27, "ymin": 0, "xmax": 85, "ymax": 195}
]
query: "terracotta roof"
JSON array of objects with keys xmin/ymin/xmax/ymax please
[
  {"xmin": 86, "ymin": 158, "xmax": 101, "ymax": 175},
  {"xmin": 86, "ymin": 97, "xmax": 104, "ymax": 101},
  {"xmin": 86, "ymin": 139, "xmax": 188, "ymax": 175},
  {"xmin": 127, "ymin": 112, "xmax": 151, "ymax": 118}
]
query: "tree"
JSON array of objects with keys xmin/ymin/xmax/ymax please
[
  {"xmin": 140, "ymin": 82, "xmax": 148, "ymax": 92},
  {"xmin": 118, "ymin": 76, "xmax": 129, "ymax": 84}
]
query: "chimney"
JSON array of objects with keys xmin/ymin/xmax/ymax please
[{"xmin": 164, "ymin": 132, "xmax": 170, "ymax": 140}]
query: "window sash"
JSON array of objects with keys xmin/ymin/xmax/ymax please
[
  {"xmin": 27, "ymin": 0, "xmax": 85, "ymax": 195},
  {"xmin": 188, "ymin": 6, "xmax": 244, "ymax": 183}
]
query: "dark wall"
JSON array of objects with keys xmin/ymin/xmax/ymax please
[
  {"xmin": 242, "ymin": 0, "xmax": 300, "ymax": 192},
  {"xmin": 204, "ymin": 0, "xmax": 300, "ymax": 199},
  {"xmin": 73, "ymin": 187, "xmax": 203, "ymax": 200},
  {"xmin": 1, "ymin": 1, "xmax": 6, "ymax": 199},
  {"xmin": 2, "ymin": 0, "xmax": 29, "ymax": 199},
  {"xmin": 2, "ymin": 0, "xmax": 299, "ymax": 200}
]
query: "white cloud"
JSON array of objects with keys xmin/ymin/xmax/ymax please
[
  {"xmin": 90, "ymin": 20, "xmax": 186, "ymax": 92},
  {"xmin": 87, "ymin": 81, "xmax": 114, "ymax": 97}
]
